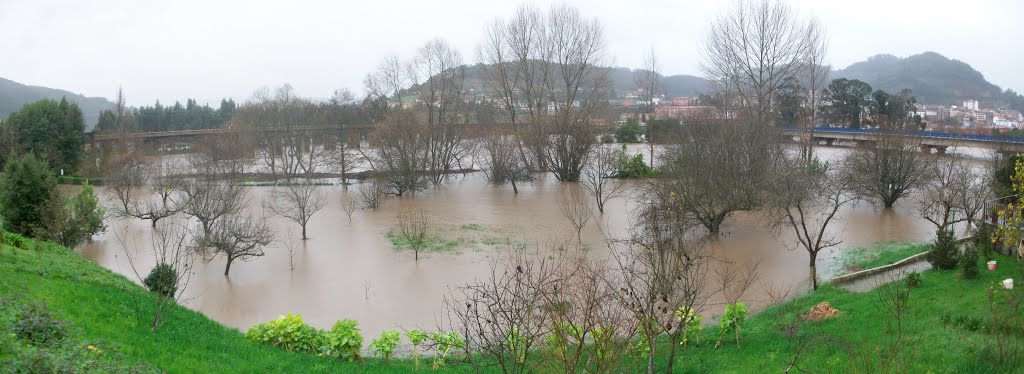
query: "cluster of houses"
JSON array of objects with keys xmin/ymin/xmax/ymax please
[{"xmin": 916, "ymin": 100, "xmax": 1023, "ymax": 129}]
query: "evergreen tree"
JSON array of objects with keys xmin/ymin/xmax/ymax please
[
  {"xmin": 0, "ymin": 153, "xmax": 59, "ymax": 238},
  {"xmin": 926, "ymin": 228, "xmax": 959, "ymax": 270},
  {"xmin": 0, "ymin": 98, "xmax": 86, "ymax": 174}
]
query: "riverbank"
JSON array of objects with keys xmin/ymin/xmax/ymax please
[{"xmin": 3, "ymin": 234, "xmax": 1021, "ymax": 372}]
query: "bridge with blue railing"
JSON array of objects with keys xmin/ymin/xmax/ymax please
[{"xmin": 780, "ymin": 127, "xmax": 1024, "ymax": 154}]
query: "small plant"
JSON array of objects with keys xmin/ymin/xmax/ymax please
[
  {"xmin": 675, "ymin": 306, "xmax": 703, "ymax": 348},
  {"xmin": 323, "ymin": 319, "xmax": 363, "ymax": 361},
  {"xmin": 406, "ymin": 329, "xmax": 428, "ymax": 370},
  {"xmin": 430, "ymin": 331, "xmax": 464, "ymax": 369},
  {"xmin": 245, "ymin": 313, "xmax": 323, "ymax": 354},
  {"xmin": 974, "ymin": 222, "xmax": 996, "ymax": 260},
  {"xmin": 504, "ymin": 328, "xmax": 530, "ymax": 364},
  {"xmin": 369, "ymin": 329, "xmax": 400, "ymax": 362},
  {"xmin": 718, "ymin": 302, "xmax": 748, "ymax": 347},
  {"xmin": 13, "ymin": 303, "xmax": 67, "ymax": 347},
  {"xmin": 926, "ymin": 228, "xmax": 959, "ymax": 270},
  {"xmin": 905, "ymin": 271, "xmax": 923, "ymax": 288},
  {"xmin": 143, "ymin": 263, "xmax": 178, "ymax": 298},
  {"xmin": 959, "ymin": 244, "xmax": 981, "ymax": 279}
]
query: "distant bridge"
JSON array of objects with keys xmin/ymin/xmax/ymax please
[{"xmin": 781, "ymin": 127, "xmax": 1024, "ymax": 154}]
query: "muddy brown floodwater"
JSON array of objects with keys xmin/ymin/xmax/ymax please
[{"xmin": 77, "ymin": 146, "xmax": 985, "ymax": 339}]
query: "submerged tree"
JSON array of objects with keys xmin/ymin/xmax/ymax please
[
  {"xmin": 202, "ymin": 214, "xmax": 275, "ymax": 276},
  {"xmin": 770, "ymin": 157, "xmax": 856, "ymax": 290},
  {"xmin": 846, "ymin": 135, "xmax": 929, "ymax": 208},
  {"xmin": 266, "ymin": 181, "xmax": 327, "ymax": 240}
]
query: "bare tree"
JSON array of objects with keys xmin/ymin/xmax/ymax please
[
  {"xmin": 341, "ymin": 193, "xmax": 357, "ymax": 223},
  {"xmin": 363, "ymin": 56, "xmax": 408, "ymax": 107},
  {"xmin": 446, "ymin": 248, "xmax": 559, "ymax": 374},
  {"xmin": 282, "ymin": 230, "xmax": 301, "ymax": 271},
  {"xmin": 559, "ymin": 188, "xmax": 593, "ymax": 245},
  {"xmin": 799, "ymin": 18, "xmax": 831, "ymax": 162},
  {"xmin": 772, "ymin": 159, "xmax": 856, "ymax": 290},
  {"xmin": 660, "ymin": 120, "xmax": 784, "ymax": 234},
  {"xmin": 701, "ymin": 0, "xmax": 816, "ymax": 127},
  {"xmin": 480, "ymin": 4, "xmax": 610, "ymax": 182},
  {"xmin": 610, "ymin": 182, "xmax": 712, "ymax": 374},
  {"xmin": 846, "ymin": 136, "xmax": 930, "ymax": 208},
  {"xmin": 581, "ymin": 144, "xmax": 626, "ymax": 214},
  {"xmin": 107, "ymin": 155, "xmax": 184, "ymax": 227},
  {"xmin": 115, "ymin": 221, "xmax": 196, "ymax": 330},
  {"xmin": 634, "ymin": 48, "xmax": 664, "ymax": 166},
  {"xmin": 409, "ymin": 38, "xmax": 470, "ymax": 185},
  {"xmin": 481, "ymin": 130, "xmax": 535, "ymax": 194},
  {"xmin": 919, "ymin": 156, "xmax": 992, "ymax": 230},
  {"xmin": 397, "ymin": 209, "xmax": 429, "ymax": 261},
  {"xmin": 178, "ymin": 155, "xmax": 249, "ymax": 236},
  {"xmin": 202, "ymin": 214, "xmax": 275, "ymax": 276},
  {"xmin": 356, "ymin": 178, "xmax": 387, "ymax": 210},
  {"xmin": 265, "ymin": 181, "xmax": 327, "ymax": 240},
  {"xmin": 364, "ymin": 109, "xmax": 430, "ymax": 196}
]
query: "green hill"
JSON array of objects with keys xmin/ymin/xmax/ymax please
[
  {"xmin": 833, "ymin": 52, "xmax": 1003, "ymax": 105},
  {"xmin": 0, "ymin": 77, "xmax": 113, "ymax": 131}
]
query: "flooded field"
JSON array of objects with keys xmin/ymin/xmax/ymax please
[{"xmin": 76, "ymin": 145, "xmax": 990, "ymax": 338}]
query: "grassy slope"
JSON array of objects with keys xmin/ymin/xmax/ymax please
[
  {"xmin": 3, "ymin": 236, "xmax": 1022, "ymax": 373},
  {"xmin": 667, "ymin": 256, "xmax": 1024, "ymax": 373},
  {"xmin": 0, "ymin": 239, "xmax": 447, "ymax": 373}
]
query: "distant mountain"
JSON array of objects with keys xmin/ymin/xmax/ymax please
[
  {"xmin": 832, "ymin": 52, "xmax": 1004, "ymax": 105},
  {"xmin": 0, "ymin": 77, "xmax": 113, "ymax": 131}
]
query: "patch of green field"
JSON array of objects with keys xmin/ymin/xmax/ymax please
[{"xmin": 838, "ymin": 241, "xmax": 931, "ymax": 273}]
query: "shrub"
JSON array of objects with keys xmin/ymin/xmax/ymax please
[
  {"xmin": 245, "ymin": 313, "xmax": 323, "ymax": 354},
  {"xmin": 323, "ymin": 319, "xmax": 362, "ymax": 361},
  {"xmin": 14, "ymin": 303, "xmax": 67, "ymax": 347},
  {"xmin": 615, "ymin": 146, "xmax": 655, "ymax": 179},
  {"xmin": 430, "ymin": 331, "xmax": 464, "ymax": 368},
  {"xmin": 719, "ymin": 302, "xmax": 748, "ymax": 346},
  {"xmin": 55, "ymin": 183, "xmax": 106, "ymax": 248},
  {"xmin": 369, "ymin": 329, "xmax": 400, "ymax": 362},
  {"xmin": 675, "ymin": 307, "xmax": 703, "ymax": 348},
  {"xmin": 926, "ymin": 228, "xmax": 959, "ymax": 270},
  {"xmin": 407, "ymin": 329, "xmax": 428, "ymax": 369},
  {"xmin": 143, "ymin": 263, "xmax": 178, "ymax": 298},
  {"xmin": 905, "ymin": 271, "xmax": 923, "ymax": 288},
  {"xmin": 960, "ymin": 244, "xmax": 981, "ymax": 279},
  {"xmin": 615, "ymin": 119, "xmax": 644, "ymax": 143}
]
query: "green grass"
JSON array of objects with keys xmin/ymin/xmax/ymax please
[
  {"xmin": 387, "ymin": 223, "xmax": 529, "ymax": 253},
  {"xmin": 838, "ymin": 241, "xmax": 931, "ymax": 273},
  {"xmin": 0, "ymin": 235, "xmax": 456, "ymax": 373},
  {"xmin": 665, "ymin": 256, "xmax": 1024, "ymax": 373},
  {"xmin": 3, "ymin": 232, "xmax": 1023, "ymax": 372}
]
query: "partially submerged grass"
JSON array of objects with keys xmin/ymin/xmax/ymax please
[
  {"xmin": 838, "ymin": 241, "xmax": 930, "ymax": 273},
  {"xmin": 387, "ymin": 223, "xmax": 529, "ymax": 253}
]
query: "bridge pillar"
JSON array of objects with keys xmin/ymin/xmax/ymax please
[
  {"xmin": 935, "ymin": 146, "xmax": 947, "ymax": 155},
  {"xmin": 920, "ymin": 145, "xmax": 933, "ymax": 154},
  {"xmin": 824, "ymin": 138, "xmax": 835, "ymax": 146},
  {"xmin": 324, "ymin": 136, "xmax": 337, "ymax": 151}
]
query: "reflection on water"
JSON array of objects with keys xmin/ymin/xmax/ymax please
[{"xmin": 77, "ymin": 146, "xmax": 984, "ymax": 337}]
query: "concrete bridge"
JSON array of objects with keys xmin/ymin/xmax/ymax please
[{"xmin": 781, "ymin": 127, "xmax": 1024, "ymax": 155}]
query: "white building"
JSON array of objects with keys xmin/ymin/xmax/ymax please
[{"xmin": 963, "ymin": 99, "xmax": 980, "ymax": 111}]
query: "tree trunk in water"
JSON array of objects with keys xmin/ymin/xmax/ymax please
[
  {"xmin": 511, "ymin": 179, "xmax": 518, "ymax": 194},
  {"xmin": 302, "ymin": 225, "xmax": 308, "ymax": 240},
  {"xmin": 224, "ymin": 258, "xmax": 233, "ymax": 276}
]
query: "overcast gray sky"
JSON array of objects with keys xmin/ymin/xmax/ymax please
[{"xmin": 2, "ymin": 0, "xmax": 1021, "ymax": 106}]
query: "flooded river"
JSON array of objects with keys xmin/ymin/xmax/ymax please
[{"xmin": 76, "ymin": 145, "xmax": 990, "ymax": 338}]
